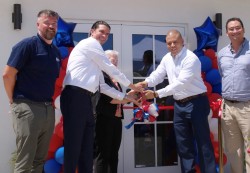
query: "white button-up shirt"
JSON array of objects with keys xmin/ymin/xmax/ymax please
[
  {"xmin": 63, "ymin": 37, "xmax": 130, "ymax": 100},
  {"xmin": 145, "ymin": 47, "xmax": 206, "ymax": 100}
]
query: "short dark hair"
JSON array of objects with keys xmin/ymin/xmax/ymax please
[
  {"xmin": 226, "ymin": 17, "xmax": 244, "ymax": 31},
  {"xmin": 37, "ymin": 10, "xmax": 59, "ymax": 20},
  {"xmin": 143, "ymin": 50, "xmax": 153, "ymax": 64},
  {"xmin": 91, "ymin": 20, "xmax": 111, "ymax": 30}
]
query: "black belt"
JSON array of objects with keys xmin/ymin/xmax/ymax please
[
  {"xmin": 224, "ymin": 99, "xmax": 241, "ymax": 103},
  {"xmin": 175, "ymin": 92, "xmax": 207, "ymax": 103},
  {"xmin": 65, "ymin": 85, "xmax": 93, "ymax": 96},
  {"xmin": 13, "ymin": 99, "xmax": 52, "ymax": 106}
]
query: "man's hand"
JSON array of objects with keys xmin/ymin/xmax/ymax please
[
  {"xmin": 135, "ymin": 81, "xmax": 148, "ymax": 89},
  {"xmin": 143, "ymin": 90, "xmax": 158, "ymax": 100},
  {"xmin": 3, "ymin": 65, "xmax": 17, "ymax": 106},
  {"xmin": 124, "ymin": 94, "xmax": 141, "ymax": 107},
  {"xmin": 128, "ymin": 83, "xmax": 143, "ymax": 93},
  {"xmin": 127, "ymin": 90, "xmax": 141, "ymax": 100}
]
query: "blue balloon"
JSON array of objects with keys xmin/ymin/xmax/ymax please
[
  {"xmin": 194, "ymin": 17, "xmax": 221, "ymax": 52},
  {"xmin": 193, "ymin": 49, "xmax": 204, "ymax": 57},
  {"xmin": 215, "ymin": 164, "xmax": 219, "ymax": 173},
  {"xmin": 53, "ymin": 17, "xmax": 76, "ymax": 47},
  {"xmin": 55, "ymin": 146, "xmax": 64, "ymax": 164},
  {"xmin": 212, "ymin": 82, "xmax": 222, "ymax": 95},
  {"xmin": 44, "ymin": 159, "xmax": 61, "ymax": 173},
  {"xmin": 205, "ymin": 69, "xmax": 221, "ymax": 85},
  {"xmin": 198, "ymin": 55, "xmax": 212, "ymax": 72},
  {"xmin": 58, "ymin": 46, "xmax": 69, "ymax": 59}
]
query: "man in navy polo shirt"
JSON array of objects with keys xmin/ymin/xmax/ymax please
[{"xmin": 3, "ymin": 10, "xmax": 61, "ymax": 173}]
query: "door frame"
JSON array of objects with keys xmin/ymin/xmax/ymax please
[{"xmin": 121, "ymin": 24, "xmax": 187, "ymax": 173}]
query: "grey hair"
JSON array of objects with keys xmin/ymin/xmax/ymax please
[{"xmin": 105, "ymin": 50, "xmax": 119, "ymax": 58}]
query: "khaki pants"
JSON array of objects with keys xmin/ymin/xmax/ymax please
[
  {"xmin": 11, "ymin": 99, "xmax": 55, "ymax": 173},
  {"xmin": 222, "ymin": 100, "xmax": 250, "ymax": 173}
]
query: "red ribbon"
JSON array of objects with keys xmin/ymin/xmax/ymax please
[{"xmin": 123, "ymin": 105, "xmax": 174, "ymax": 110}]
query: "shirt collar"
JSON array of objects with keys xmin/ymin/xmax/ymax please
[
  {"xmin": 229, "ymin": 37, "xmax": 246, "ymax": 54},
  {"xmin": 37, "ymin": 33, "xmax": 53, "ymax": 47},
  {"xmin": 172, "ymin": 46, "xmax": 186, "ymax": 61}
]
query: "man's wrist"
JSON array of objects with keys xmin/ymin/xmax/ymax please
[{"xmin": 153, "ymin": 91, "xmax": 158, "ymax": 98}]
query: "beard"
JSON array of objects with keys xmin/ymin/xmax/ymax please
[{"xmin": 43, "ymin": 29, "xmax": 56, "ymax": 40}]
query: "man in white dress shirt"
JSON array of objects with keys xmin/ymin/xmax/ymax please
[
  {"xmin": 60, "ymin": 20, "xmax": 141, "ymax": 173},
  {"xmin": 137, "ymin": 29, "xmax": 217, "ymax": 173}
]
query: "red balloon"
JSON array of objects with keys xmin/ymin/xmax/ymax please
[
  {"xmin": 55, "ymin": 122, "xmax": 64, "ymax": 139},
  {"xmin": 204, "ymin": 48, "xmax": 216, "ymax": 60},
  {"xmin": 212, "ymin": 141, "xmax": 219, "ymax": 152},
  {"xmin": 52, "ymin": 85, "xmax": 62, "ymax": 103},
  {"xmin": 201, "ymin": 72, "xmax": 206, "ymax": 81},
  {"xmin": 195, "ymin": 164, "xmax": 201, "ymax": 173},
  {"xmin": 212, "ymin": 141, "xmax": 219, "ymax": 163},
  {"xmin": 61, "ymin": 57, "xmax": 69, "ymax": 71},
  {"xmin": 212, "ymin": 141, "xmax": 227, "ymax": 165},
  {"xmin": 208, "ymin": 93, "xmax": 221, "ymax": 103},
  {"xmin": 60, "ymin": 115, "xmax": 63, "ymax": 123},
  {"xmin": 59, "ymin": 165, "xmax": 64, "ymax": 173},
  {"xmin": 209, "ymin": 94, "xmax": 222, "ymax": 118},
  {"xmin": 68, "ymin": 47, "xmax": 74, "ymax": 54},
  {"xmin": 148, "ymin": 115, "xmax": 156, "ymax": 122},
  {"xmin": 46, "ymin": 151, "xmax": 55, "ymax": 160},
  {"xmin": 55, "ymin": 69, "xmax": 66, "ymax": 87},
  {"xmin": 210, "ymin": 132, "xmax": 214, "ymax": 141},
  {"xmin": 212, "ymin": 60, "xmax": 219, "ymax": 69},
  {"xmin": 210, "ymin": 101, "xmax": 222, "ymax": 118},
  {"xmin": 204, "ymin": 81, "xmax": 212, "ymax": 96},
  {"xmin": 48, "ymin": 134, "xmax": 63, "ymax": 152}
]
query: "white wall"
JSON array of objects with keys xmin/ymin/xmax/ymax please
[{"xmin": 1, "ymin": 0, "xmax": 250, "ymax": 172}]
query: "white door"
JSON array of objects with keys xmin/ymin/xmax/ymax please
[{"xmin": 121, "ymin": 24, "xmax": 187, "ymax": 173}]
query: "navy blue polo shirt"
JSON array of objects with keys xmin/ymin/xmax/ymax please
[{"xmin": 7, "ymin": 34, "xmax": 61, "ymax": 102}]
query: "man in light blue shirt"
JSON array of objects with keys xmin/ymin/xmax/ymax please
[
  {"xmin": 137, "ymin": 29, "xmax": 217, "ymax": 173},
  {"xmin": 218, "ymin": 17, "xmax": 250, "ymax": 173}
]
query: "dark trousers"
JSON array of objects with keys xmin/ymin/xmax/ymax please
[
  {"xmin": 60, "ymin": 87, "xmax": 95, "ymax": 173},
  {"xmin": 94, "ymin": 115, "xmax": 122, "ymax": 173},
  {"xmin": 174, "ymin": 95, "xmax": 216, "ymax": 173}
]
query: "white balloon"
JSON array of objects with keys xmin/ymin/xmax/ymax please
[
  {"xmin": 209, "ymin": 118, "xmax": 218, "ymax": 141},
  {"xmin": 208, "ymin": 109, "xmax": 213, "ymax": 123},
  {"xmin": 55, "ymin": 108, "xmax": 62, "ymax": 126},
  {"xmin": 54, "ymin": 96, "xmax": 61, "ymax": 110},
  {"xmin": 147, "ymin": 103, "xmax": 159, "ymax": 117}
]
